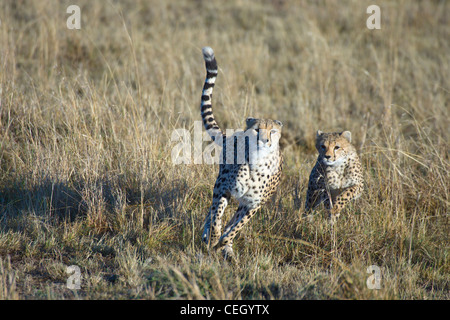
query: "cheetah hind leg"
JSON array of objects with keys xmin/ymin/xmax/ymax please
[{"xmin": 202, "ymin": 209, "xmax": 213, "ymax": 245}]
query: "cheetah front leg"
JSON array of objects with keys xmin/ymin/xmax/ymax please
[
  {"xmin": 329, "ymin": 184, "xmax": 363, "ymax": 223},
  {"xmin": 305, "ymin": 188, "xmax": 326, "ymax": 212},
  {"xmin": 304, "ymin": 186, "xmax": 328, "ymax": 222},
  {"xmin": 304, "ymin": 168, "xmax": 327, "ymax": 220},
  {"xmin": 202, "ymin": 194, "xmax": 229, "ymax": 248},
  {"xmin": 218, "ymin": 205, "xmax": 259, "ymax": 259}
]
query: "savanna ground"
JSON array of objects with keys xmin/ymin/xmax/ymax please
[{"xmin": 0, "ymin": 0, "xmax": 448, "ymax": 300}]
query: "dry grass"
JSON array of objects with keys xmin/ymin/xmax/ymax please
[{"xmin": 0, "ymin": 0, "xmax": 448, "ymax": 299}]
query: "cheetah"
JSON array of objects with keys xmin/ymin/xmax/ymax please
[
  {"xmin": 305, "ymin": 130, "xmax": 364, "ymax": 223},
  {"xmin": 200, "ymin": 47, "xmax": 283, "ymax": 258}
]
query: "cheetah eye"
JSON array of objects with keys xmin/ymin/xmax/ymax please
[
  {"xmin": 270, "ymin": 129, "xmax": 278, "ymax": 135},
  {"xmin": 334, "ymin": 146, "xmax": 340, "ymax": 150},
  {"xmin": 320, "ymin": 145, "xmax": 326, "ymax": 150}
]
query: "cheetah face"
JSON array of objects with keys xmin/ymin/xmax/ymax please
[
  {"xmin": 245, "ymin": 118, "xmax": 283, "ymax": 154},
  {"xmin": 316, "ymin": 130, "xmax": 352, "ymax": 166}
]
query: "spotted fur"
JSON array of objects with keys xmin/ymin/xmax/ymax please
[
  {"xmin": 200, "ymin": 47, "xmax": 284, "ymax": 258},
  {"xmin": 305, "ymin": 130, "xmax": 364, "ymax": 223}
]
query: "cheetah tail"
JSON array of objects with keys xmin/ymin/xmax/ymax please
[{"xmin": 201, "ymin": 47, "xmax": 223, "ymax": 144}]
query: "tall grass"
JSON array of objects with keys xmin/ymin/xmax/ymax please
[{"xmin": 0, "ymin": 0, "xmax": 448, "ymax": 299}]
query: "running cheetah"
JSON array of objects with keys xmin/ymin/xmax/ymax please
[
  {"xmin": 305, "ymin": 130, "xmax": 363, "ymax": 223},
  {"xmin": 200, "ymin": 47, "xmax": 283, "ymax": 258}
]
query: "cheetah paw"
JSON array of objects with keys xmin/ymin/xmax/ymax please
[
  {"xmin": 221, "ymin": 244, "xmax": 235, "ymax": 261},
  {"xmin": 202, "ymin": 228, "xmax": 220, "ymax": 248}
]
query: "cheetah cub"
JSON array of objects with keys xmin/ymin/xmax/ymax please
[
  {"xmin": 200, "ymin": 47, "xmax": 283, "ymax": 258},
  {"xmin": 305, "ymin": 130, "xmax": 363, "ymax": 223}
]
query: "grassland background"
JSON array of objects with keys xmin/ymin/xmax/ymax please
[{"xmin": 0, "ymin": 0, "xmax": 448, "ymax": 299}]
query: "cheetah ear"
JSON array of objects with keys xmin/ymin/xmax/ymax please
[
  {"xmin": 246, "ymin": 117, "xmax": 257, "ymax": 128},
  {"xmin": 316, "ymin": 130, "xmax": 323, "ymax": 137},
  {"xmin": 274, "ymin": 120, "xmax": 283, "ymax": 127},
  {"xmin": 341, "ymin": 131, "xmax": 352, "ymax": 142}
]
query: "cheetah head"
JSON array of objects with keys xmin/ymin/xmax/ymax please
[
  {"xmin": 316, "ymin": 130, "xmax": 352, "ymax": 166},
  {"xmin": 245, "ymin": 118, "xmax": 283, "ymax": 154}
]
